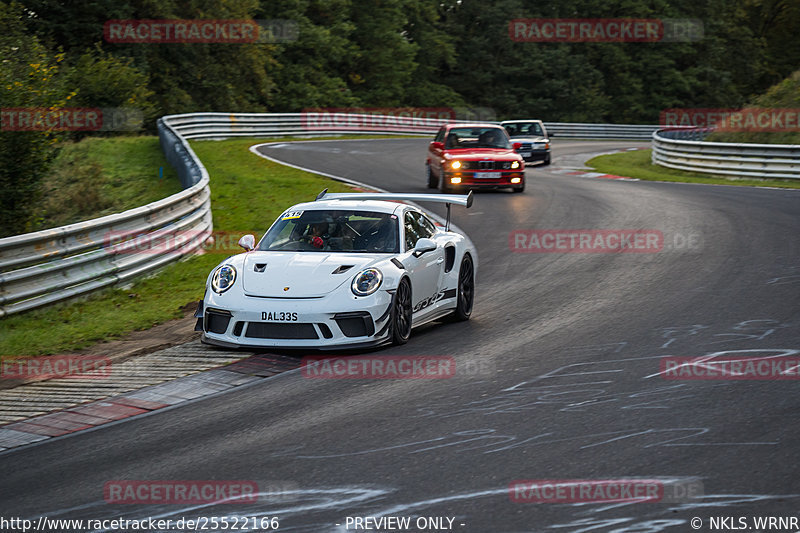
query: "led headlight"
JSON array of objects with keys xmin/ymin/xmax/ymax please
[
  {"xmin": 511, "ymin": 161, "xmax": 521, "ymax": 169},
  {"xmin": 211, "ymin": 264, "xmax": 237, "ymax": 293},
  {"xmin": 451, "ymin": 160, "xmax": 462, "ymax": 170},
  {"xmin": 351, "ymin": 268, "xmax": 383, "ymax": 296}
]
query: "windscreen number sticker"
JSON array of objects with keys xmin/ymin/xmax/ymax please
[{"xmin": 282, "ymin": 210, "xmax": 303, "ymax": 220}]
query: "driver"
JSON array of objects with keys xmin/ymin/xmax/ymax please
[
  {"xmin": 478, "ymin": 129, "xmax": 504, "ymax": 147},
  {"xmin": 306, "ymin": 222, "xmax": 328, "ymax": 248}
]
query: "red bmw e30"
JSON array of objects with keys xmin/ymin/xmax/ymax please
[{"xmin": 426, "ymin": 123, "xmax": 526, "ymax": 193}]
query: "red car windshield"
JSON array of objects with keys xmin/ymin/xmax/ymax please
[{"xmin": 445, "ymin": 127, "xmax": 510, "ymax": 149}]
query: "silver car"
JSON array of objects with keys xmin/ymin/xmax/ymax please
[{"xmin": 501, "ymin": 119, "xmax": 552, "ymax": 165}]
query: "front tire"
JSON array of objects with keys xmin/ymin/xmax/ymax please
[
  {"xmin": 439, "ymin": 174, "xmax": 452, "ymax": 193},
  {"xmin": 391, "ymin": 278, "xmax": 413, "ymax": 345},
  {"xmin": 542, "ymin": 154, "xmax": 551, "ymax": 166},
  {"xmin": 426, "ymin": 164, "xmax": 438, "ymax": 189},
  {"xmin": 512, "ymin": 181, "xmax": 525, "ymax": 193},
  {"xmin": 452, "ymin": 255, "xmax": 474, "ymax": 321}
]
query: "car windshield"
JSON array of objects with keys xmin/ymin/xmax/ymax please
[
  {"xmin": 446, "ymin": 127, "xmax": 510, "ymax": 149},
  {"xmin": 258, "ymin": 209, "xmax": 399, "ymax": 253},
  {"xmin": 503, "ymin": 122, "xmax": 544, "ymax": 137}
]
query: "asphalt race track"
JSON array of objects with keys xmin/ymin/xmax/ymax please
[{"xmin": 2, "ymin": 139, "xmax": 800, "ymax": 532}]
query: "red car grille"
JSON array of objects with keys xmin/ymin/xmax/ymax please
[{"xmin": 462, "ymin": 160, "xmax": 506, "ymax": 170}]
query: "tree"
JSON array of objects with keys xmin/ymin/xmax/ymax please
[
  {"xmin": 0, "ymin": 1, "xmax": 73, "ymax": 236},
  {"xmin": 257, "ymin": 0, "xmax": 360, "ymax": 110}
]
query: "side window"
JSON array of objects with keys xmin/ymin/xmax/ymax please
[
  {"xmin": 404, "ymin": 212, "xmax": 421, "ymax": 251},
  {"xmin": 434, "ymin": 128, "xmax": 445, "ymax": 143},
  {"xmin": 418, "ymin": 213, "xmax": 437, "ymax": 238},
  {"xmin": 404, "ymin": 211, "xmax": 436, "ymax": 251}
]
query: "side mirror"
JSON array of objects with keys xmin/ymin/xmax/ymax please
[
  {"xmin": 430, "ymin": 141, "xmax": 444, "ymax": 151},
  {"xmin": 238, "ymin": 234, "xmax": 255, "ymax": 251},
  {"xmin": 512, "ymin": 142, "xmax": 521, "ymax": 151},
  {"xmin": 413, "ymin": 238, "xmax": 437, "ymax": 257},
  {"xmin": 548, "ymin": 132, "xmax": 554, "ymax": 138}
]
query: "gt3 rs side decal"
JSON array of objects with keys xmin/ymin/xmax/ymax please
[{"xmin": 412, "ymin": 288, "xmax": 457, "ymax": 314}]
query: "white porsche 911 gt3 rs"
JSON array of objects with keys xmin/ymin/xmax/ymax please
[{"xmin": 196, "ymin": 190, "xmax": 477, "ymax": 349}]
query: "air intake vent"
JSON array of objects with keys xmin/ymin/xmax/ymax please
[
  {"xmin": 332, "ymin": 265, "xmax": 354, "ymax": 274},
  {"xmin": 254, "ymin": 263, "xmax": 267, "ymax": 272},
  {"xmin": 245, "ymin": 322, "xmax": 319, "ymax": 339}
]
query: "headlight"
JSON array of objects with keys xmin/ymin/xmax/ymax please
[
  {"xmin": 211, "ymin": 265, "xmax": 237, "ymax": 293},
  {"xmin": 451, "ymin": 160, "xmax": 462, "ymax": 170},
  {"xmin": 351, "ymin": 268, "xmax": 383, "ymax": 296},
  {"xmin": 511, "ymin": 161, "xmax": 520, "ymax": 169}
]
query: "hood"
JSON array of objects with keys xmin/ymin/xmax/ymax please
[
  {"xmin": 241, "ymin": 252, "xmax": 387, "ymax": 298},
  {"xmin": 444, "ymin": 148, "xmax": 521, "ymax": 160}
]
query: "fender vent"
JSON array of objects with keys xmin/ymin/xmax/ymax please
[
  {"xmin": 254, "ymin": 263, "xmax": 267, "ymax": 272},
  {"xmin": 332, "ymin": 265, "xmax": 354, "ymax": 274},
  {"xmin": 444, "ymin": 246, "xmax": 456, "ymax": 273}
]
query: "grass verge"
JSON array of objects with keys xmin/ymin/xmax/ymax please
[
  {"xmin": 0, "ymin": 137, "xmax": 357, "ymax": 356},
  {"xmin": 587, "ymin": 149, "xmax": 800, "ymax": 189},
  {"xmin": 27, "ymin": 136, "xmax": 182, "ymax": 232}
]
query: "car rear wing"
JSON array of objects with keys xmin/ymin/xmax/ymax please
[{"xmin": 315, "ymin": 189, "xmax": 473, "ymax": 231}]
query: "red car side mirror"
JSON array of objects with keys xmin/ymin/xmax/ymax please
[
  {"xmin": 430, "ymin": 141, "xmax": 444, "ymax": 150},
  {"xmin": 512, "ymin": 142, "xmax": 521, "ymax": 151}
]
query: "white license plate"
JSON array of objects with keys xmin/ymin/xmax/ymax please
[
  {"xmin": 261, "ymin": 311, "xmax": 299, "ymax": 321},
  {"xmin": 520, "ymin": 151, "xmax": 532, "ymax": 158},
  {"xmin": 477, "ymin": 172, "xmax": 502, "ymax": 179}
]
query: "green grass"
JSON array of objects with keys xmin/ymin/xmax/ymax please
[
  {"xmin": 0, "ymin": 137, "xmax": 356, "ymax": 356},
  {"xmin": 587, "ymin": 149, "xmax": 800, "ymax": 189},
  {"xmin": 706, "ymin": 131, "xmax": 800, "ymax": 145},
  {"xmin": 27, "ymin": 136, "xmax": 182, "ymax": 231}
]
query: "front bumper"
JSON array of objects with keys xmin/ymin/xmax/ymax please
[
  {"xmin": 200, "ymin": 290, "xmax": 394, "ymax": 349},
  {"xmin": 520, "ymin": 150, "xmax": 549, "ymax": 162},
  {"xmin": 443, "ymin": 170, "xmax": 525, "ymax": 189}
]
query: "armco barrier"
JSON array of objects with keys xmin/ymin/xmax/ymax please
[
  {"xmin": 0, "ymin": 113, "xmax": 663, "ymax": 317},
  {"xmin": 159, "ymin": 112, "xmax": 659, "ymax": 141},
  {"xmin": 545, "ymin": 122, "xmax": 658, "ymax": 140},
  {"xmin": 0, "ymin": 119, "xmax": 211, "ymax": 317},
  {"xmin": 652, "ymin": 128, "xmax": 800, "ymax": 179}
]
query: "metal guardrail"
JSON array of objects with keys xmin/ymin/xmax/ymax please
[
  {"xmin": 652, "ymin": 128, "xmax": 800, "ymax": 179},
  {"xmin": 545, "ymin": 122, "xmax": 659, "ymax": 140},
  {"xmin": 162, "ymin": 112, "xmax": 660, "ymax": 140},
  {"xmin": 0, "ymin": 112, "xmax": 666, "ymax": 317},
  {"xmin": 0, "ymin": 119, "xmax": 212, "ymax": 317}
]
